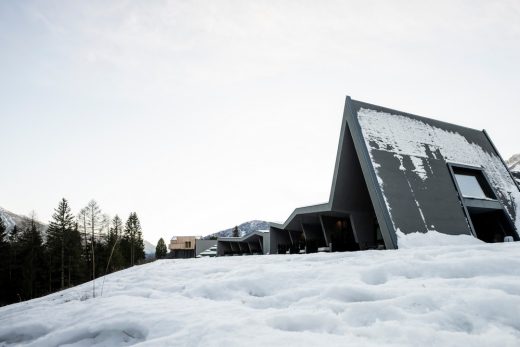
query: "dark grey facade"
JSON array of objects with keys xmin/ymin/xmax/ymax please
[
  {"xmin": 270, "ymin": 97, "xmax": 520, "ymax": 253},
  {"xmin": 217, "ymin": 231, "xmax": 270, "ymax": 256}
]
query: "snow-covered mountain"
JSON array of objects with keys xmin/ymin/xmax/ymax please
[
  {"xmin": 0, "ymin": 206, "xmax": 47, "ymax": 234},
  {"xmin": 144, "ymin": 240, "xmax": 156, "ymax": 257},
  {"xmin": 1, "ymin": 232, "xmax": 520, "ymax": 346},
  {"xmin": 204, "ymin": 220, "xmax": 270, "ymax": 239},
  {"xmin": 507, "ymin": 154, "xmax": 520, "ymax": 185},
  {"xmin": 507, "ymin": 153, "xmax": 520, "ymax": 172}
]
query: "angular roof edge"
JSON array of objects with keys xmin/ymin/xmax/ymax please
[
  {"xmin": 218, "ymin": 230, "xmax": 269, "ymax": 243},
  {"xmin": 269, "ymin": 202, "xmax": 331, "ymax": 230},
  {"xmin": 350, "ymin": 98, "xmax": 486, "ymax": 134},
  {"xmin": 343, "ymin": 96, "xmax": 397, "ymax": 248}
]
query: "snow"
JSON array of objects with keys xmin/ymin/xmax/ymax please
[
  {"xmin": 397, "ymin": 229, "xmax": 483, "ymax": 249},
  {"xmin": 507, "ymin": 154, "xmax": 520, "ymax": 172},
  {"xmin": 0, "ymin": 208, "xmax": 17, "ymax": 234},
  {"xmin": 357, "ymin": 108, "xmax": 520, "ymax": 231},
  {"xmin": 2, "ymin": 240, "xmax": 520, "ymax": 346}
]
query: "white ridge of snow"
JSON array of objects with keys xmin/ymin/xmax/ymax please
[
  {"xmin": 397, "ymin": 229, "xmax": 483, "ymax": 249},
  {"xmin": 410, "ymin": 156, "xmax": 428, "ymax": 181},
  {"xmin": 357, "ymin": 108, "xmax": 520, "ymax": 231},
  {"xmin": 0, "ymin": 207, "xmax": 17, "ymax": 233},
  {"xmin": 2, "ymin": 239, "xmax": 520, "ymax": 346}
]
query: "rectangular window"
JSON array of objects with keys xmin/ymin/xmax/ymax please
[
  {"xmin": 454, "ymin": 173, "xmax": 489, "ymax": 199},
  {"xmin": 448, "ymin": 164, "xmax": 517, "ymax": 243},
  {"xmin": 451, "ymin": 166, "xmax": 496, "ymax": 200},
  {"xmin": 185, "ymin": 241, "xmax": 191, "ymax": 248}
]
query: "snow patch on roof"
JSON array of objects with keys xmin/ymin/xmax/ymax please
[{"xmin": 358, "ymin": 108, "xmax": 520, "ymax": 231}]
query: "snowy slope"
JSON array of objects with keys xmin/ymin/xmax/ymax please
[
  {"xmin": 205, "ymin": 220, "xmax": 270, "ymax": 239},
  {"xmin": 507, "ymin": 153, "xmax": 520, "ymax": 173},
  {"xmin": 2, "ymin": 235, "xmax": 520, "ymax": 346},
  {"xmin": 507, "ymin": 154, "xmax": 520, "ymax": 185}
]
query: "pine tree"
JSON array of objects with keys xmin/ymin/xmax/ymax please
[
  {"xmin": 0, "ymin": 216, "xmax": 6, "ymax": 239},
  {"xmin": 0, "ymin": 217, "xmax": 10, "ymax": 304},
  {"xmin": 232, "ymin": 225, "xmax": 239, "ymax": 237},
  {"xmin": 105, "ymin": 215, "xmax": 124, "ymax": 273},
  {"xmin": 155, "ymin": 238, "xmax": 167, "ymax": 259},
  {"xmin": 81, "ymin": 200, "xmax": 103, "ymax": 297},
  {"xmin": 64, "ymin": 222, "xmax": 84, "ymax": 287},
  {"xmin": 7, "ymin": 224, "xmax": 21, "ymax": 302},
  {"xmin": 9, "ymin": 224, "xmax": 19, "ymax": 243},
  {"xmin": 46, "ymin": 198, "xmax": 75, "ymax": 289},
  {"xmin": 122, "ymin": 213, "xmax": 145, "ymax": 266},
  {"xmin": 18, "ymin": 217, "xmax": 46, "ymax": 300},
  {"xmin": 0, "ymin": 216, "xmax": 7, "ymax": 250},
  {"xmin": 77, "ymin": 207, "xmax": 89, "ymax": 262}
]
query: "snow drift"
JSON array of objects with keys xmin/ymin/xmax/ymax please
[
  {"xmin": 2, "ymin": 240, "xmax": 520, "ymax": 346},
  {"xmin": 397, "ymin": 229, "xmax": 483, "ymax": 248}
]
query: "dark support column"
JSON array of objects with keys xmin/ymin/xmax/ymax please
[
  {"xmin": 302, "ymin": 223, "xmax": 326, "ymax": 246},
  {"xmin": 269, "ymin": 227, "xmax": 291, "ymax": 254},
  {"xmin": 288, "ymin": 230, "xmax": 294, "ymax": 244},
  {"xmin": 320, "ymin": 215, "xmax": 332, "ymax": 248},
  {"xmin": 288, "ymin": 230, "xmax": 301, "ymax": 245},
  {"xmin": 258, "ymin": 238, "xmax": 263, "ymax": 253},
  {"xmin": 246, "ymin": 240, "xmax": 260, "ymax": 254},
  {"xmin": 301, "ymin": 223, "xmax": 326, "ymax": 253},
  {"xmin": 288, "ymin": 230, "xmax": 302, "ymax": 253},
  {"xmin": 217, "ymin": 241, "xmax": 232, "ymax": 256},
  {"xmin": 350, "ymin": 213, "xmax": 375, "ymax": 250},
  {"xmin": 229, "ymin": 242, "xmax": 239, "ymax": 254},
  {"xmin": 237, "ymin": 242, "xmax": 247, "ymax": 254}
]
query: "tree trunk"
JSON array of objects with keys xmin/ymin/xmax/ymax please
[
  {"xmin": 82, "ymin": 214, "xmax": 88, "ymax": 275},
  {"xmin": 68, "ymin": 255, "xmax": 71, "ymax": 287},
  {"xmin": 91, "ymin": 210, "xmax": 96, "ymax": 297},
  {"xmin": 49, "ymin": 253, "xmax": 52, "ymax": 292},
  {"xmin": 61, "ymin": 231, "xmax": 64, "ymax": 289}
]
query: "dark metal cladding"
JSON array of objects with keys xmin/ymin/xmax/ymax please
[{"xmin": 270, "ymin": 96, "xmax": 520, "ymax": 252}]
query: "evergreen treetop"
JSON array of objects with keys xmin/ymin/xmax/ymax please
[
  {"xmin": 0, "ymin": 217, "xmax": 7, "ymax": 244},
  {"xmin": 155, "ymin": 238, "xmax": 167, "ymax": 259},
  {"xmin": 123, "ymin": 212, "xmax": 145, "ymax": 266}
]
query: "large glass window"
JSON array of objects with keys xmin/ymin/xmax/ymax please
[{"xmin": 454, "ymin": 173, "xmax": 491, "ymax": 199}]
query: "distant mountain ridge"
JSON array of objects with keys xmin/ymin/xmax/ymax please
[
  {"xmin": 144, "ymin": 240, "xmax": 155, "ymax": 256},
  {"xmin": 204, "ymin": 220, "xmax": 270, "ymax": 239},
  {"xmin": 507, "ymin": 154, "xmax": 520, "ymax": 185},
  {"xmin": 507, "ymin": 154, "xmax": 520, "ymax": 173},
  {"xmin": 0, "ymin": 206, "xmax": 47, "ymax": 234}
]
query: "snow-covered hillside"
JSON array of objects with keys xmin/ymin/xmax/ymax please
[
  {"xmin": 143, "ymin": 240, "xmax": 156, "ymax": 257},
  {"xmin": 507, "ymin": 154, "xmax": 520, "ymax": 185},
  {"xmin": 205, "ymin": 220, "xmax": 269, "ymax": 239},
  {"xmin": 1, "ymin": 234, "xmax": 520, "ymax": 346},
  {"xmin": 0, "ymin": 207, "xmax": 47, "ymax": 234},
  {"xmin": 507, "ymin": 153, "xmax": 520, "ymax": 173}
]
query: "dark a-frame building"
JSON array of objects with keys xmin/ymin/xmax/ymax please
[{"xmin": 270, "ymin": 97, "xmax": 520, "ymax": 253}]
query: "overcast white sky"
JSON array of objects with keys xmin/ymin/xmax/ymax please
[{"xmin": 1, "ymin": 0, "xmax": 519, "ymax": 243}]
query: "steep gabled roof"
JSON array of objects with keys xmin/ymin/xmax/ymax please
[{"xmin": 272, "ymin": 96, "xmax": 520, "ymax": 249}]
